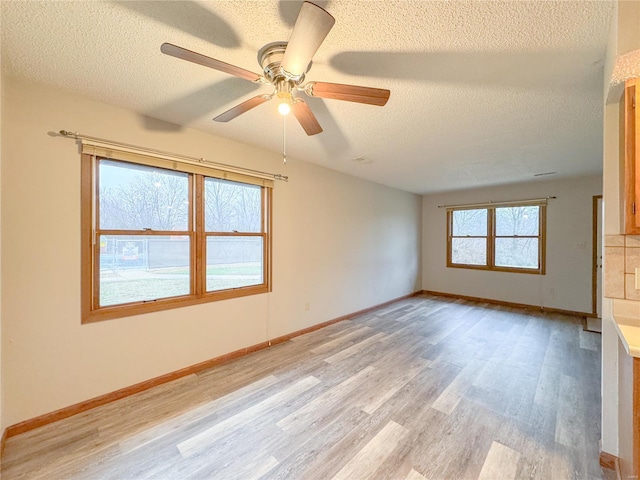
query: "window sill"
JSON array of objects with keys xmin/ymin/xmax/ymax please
[
  {"xmin": 82, "ymin": 284, "xmax": 270, "ymax": 324},
  {"xmin": 447, "ymin": 263, "xmax": 544, "ymax": 275}
]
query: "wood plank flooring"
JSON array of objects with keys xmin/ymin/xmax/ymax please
[{"xmin": 1, "ymin": 294, "xmax": 613, "ymax": 479}]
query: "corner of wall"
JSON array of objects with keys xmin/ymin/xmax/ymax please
[
  {"xmin": 0, "ymin": 71, "xmax": 5, "ymax": 435},
  {"xmin": 604, "ymin": 0, "xmax": 618, "ymax": 101},
  {"xmin": 416, "ymin": 194, "xmax": 424, "ymax": 293},
  {"xmin": 421, "ymin": 176, "xmax": 601, "ymax": 313}
]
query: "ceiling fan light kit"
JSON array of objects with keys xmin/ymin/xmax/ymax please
[
  {"xmin": 161, "ymin": 1, "xmax": 390, "ymax": 139},
  {"xmin": 277, "ymin": 100, "xmax": 291, "ymax": 116},
  {"xmin": 274, "ymin": 77, "xmax": 294, "ymax": 116}
]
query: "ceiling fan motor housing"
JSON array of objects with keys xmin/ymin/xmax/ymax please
[{"xmin": 258, "ymin": 42, "xmax": 310, "ymax": 85}]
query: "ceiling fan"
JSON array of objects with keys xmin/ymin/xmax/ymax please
[{"xmin": 161, "ymin": 1, "xmax": 390, "ymax": 136}]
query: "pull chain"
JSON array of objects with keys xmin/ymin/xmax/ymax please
[{"xmin": 282, "ymin": 114, "xmax": 287, "ymax": 165}]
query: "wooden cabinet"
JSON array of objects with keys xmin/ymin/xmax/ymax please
[
  {"xmin": 620, "ymin": 77, "xmax": 640, "ymax": 477},
  {"xmin": 625, "ymin": 78, "xmax": 640, "ymax": 234},
  {"xmin": 633, "ymin": 358, "xmax": 640, "ymax": 479},
  {"xmin": 618, "ymin": 353, "xmax": 640, "ymax": 480}
]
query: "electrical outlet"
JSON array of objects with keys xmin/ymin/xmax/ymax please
[{"xmin": 304, "ymin": 302, "xmax": 310, "ymax": 311}]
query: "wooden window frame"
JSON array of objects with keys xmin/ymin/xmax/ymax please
[
  {"xmin": 446, "ymin": 205, "xmax": 546, "ymax": 275},
  {"xmin": 81, "ymin": 154, "xmax": 272, "ymax": 323}
]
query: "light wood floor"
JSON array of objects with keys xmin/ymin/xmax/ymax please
[{"xmin": 2, "ymin": 294, "xmax": 612, "ymax": 480}]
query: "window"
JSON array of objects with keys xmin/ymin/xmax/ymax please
[
  {"xmin": 82, "ymin": 154, "xmax": 272, "ymax": 322},
  {"xmin": 447, "ymin": 203, "xmax": 545, "ymax": 274}
]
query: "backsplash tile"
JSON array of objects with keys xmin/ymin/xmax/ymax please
[
  {"xmin": 605, "ymin": 246, "xmax": 625, "ymax": 299},
  {"xmin": 625, "ymin": 246, "xmax": 640, "ymax": 274},
  {"xmin": 605, "ymin": 235, "xmax": 640, "ymax": 301},
  {"xmin": 613, "ymin": 298, "xmax": 640, "ymax": 318},
  {"xmin": 625, "ymin": 274, "xmax": 640, "ymax": 300},
  {"xmin": 605, "ymin": 234, "xmax": 625, "ymax": 247},
  {"xmin": 626, "ymin": 236, "xmax": 640, "ymax": 248}
]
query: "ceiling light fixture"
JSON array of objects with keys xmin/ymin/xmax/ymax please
[
  {"xmin": 275, "ymin": 80, "xmax": 293, "ymax": 117},
  {"xmin": 277, "ymin": 101, "xmax": 291, "ymax": 116}
]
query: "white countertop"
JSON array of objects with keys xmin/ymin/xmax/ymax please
[{"xmin": 612, "ymin": 315, "xmax": 640, "ymax": 358}]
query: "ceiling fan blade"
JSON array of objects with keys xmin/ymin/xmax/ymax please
[
  {"xmin": 291, "ymin": 99, "xmax": 323, "ymax": 136},
  {"xmin": 213, "ymin": 95, "xmax": 271, "ymax": 122},
  {"xmin": 280, "ymin": 2, "xmax": 335, "ymax": 79},
  {"xmin": 161, "ymin": 43, "xmax": 263, "ymax": 83},
  {"xmin": 306, "ymin": 82, "xmax": 390, "ymax": 106}
]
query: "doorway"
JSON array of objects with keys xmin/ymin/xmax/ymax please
[{"xmin": 592, "ymin": 195, "xmax": 603, "ymax": 319}]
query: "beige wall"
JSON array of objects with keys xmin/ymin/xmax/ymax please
[
  {"xmin": 601, "ymin": 0, "xmax": 640, "ymax": 457},
  {"xmin": 422, "ymin": 175, "xmax": 602, "ymax": 313},
  {"xmin": 0, "ymin": 79, "xmax": 422, "ymax": 428},
  {"xmin": 617, "ymin": 1, "xmax": 640, "ymax": 56}
]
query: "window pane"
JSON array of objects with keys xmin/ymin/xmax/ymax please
[
  {"xmin": 99, "ymin": 235, "xmax": 190, "ymax": 306},
  {"xmin": 495, "ymin": 206, "xmax": 539, "ymax": 236},
  {"xmin": 451, "ymin": 238, "xmax": 487, "ymax": 265},
  {"xmin": 452, "ymin": 209, "xmax": 487, "ymax": 236},
  {"xmin": 206, "ymin": 236, "xmax": 263, "ymax": 291},
  {"xmin": 99, "ymin": 160, "xmax": 189, "ymax": 231},
  {"xmin": 205, "ymin": 178, "xmax": 261, "ymax": 233},
  {"xmin": 495, "ymin": 238, "xmax": 539, "ymax": 269}
]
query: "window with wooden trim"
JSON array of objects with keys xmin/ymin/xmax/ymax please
[
  {"xmin": 447, "ymin": 204, "xmax": 546, "ymax": 274},
  {"xmin": 82, "ymin": 154, "xmax": 272, "ymax": 323}
]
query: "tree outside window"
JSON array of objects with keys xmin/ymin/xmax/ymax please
[
  {"xmin": 83, "ymin": 156, "xmax": 272, "ymax": 322},
  {"xmin": 447, "ymin": 204, "xmax": 545, "ymax": 274}
]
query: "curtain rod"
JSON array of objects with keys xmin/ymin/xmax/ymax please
[
  {"xmin": 58, "ymin": 130, "xmax": 288, "ymax": 182},
  {"xmin": 437, "ymin": 196, "xmax": 556, "ymax": 209}
]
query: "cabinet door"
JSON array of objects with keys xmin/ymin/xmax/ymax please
[
  {"xmin": 625, "ymin": 79, "xmax": 639, "ymax": 234},
  {"xmin": 635, "ymin": 357, "xmax": 640, "ymax": 479}
]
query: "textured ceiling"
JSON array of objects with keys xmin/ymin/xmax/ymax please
[
  {"xmin": 1, "ymin": 0, "xmax": 614, "ymax": 194},
  {"xmin": 608, "ymin": 48, "xmax": 640, "ymax": 103}
]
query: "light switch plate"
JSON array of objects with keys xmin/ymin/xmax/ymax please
[{"xmin": 636, "ymin": 267, "xmax": 640, "ymax": 289}]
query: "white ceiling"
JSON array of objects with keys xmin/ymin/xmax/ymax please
[{"xmin": 1, "ymin": 0, "xmax": 614, "ymax": 194}]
